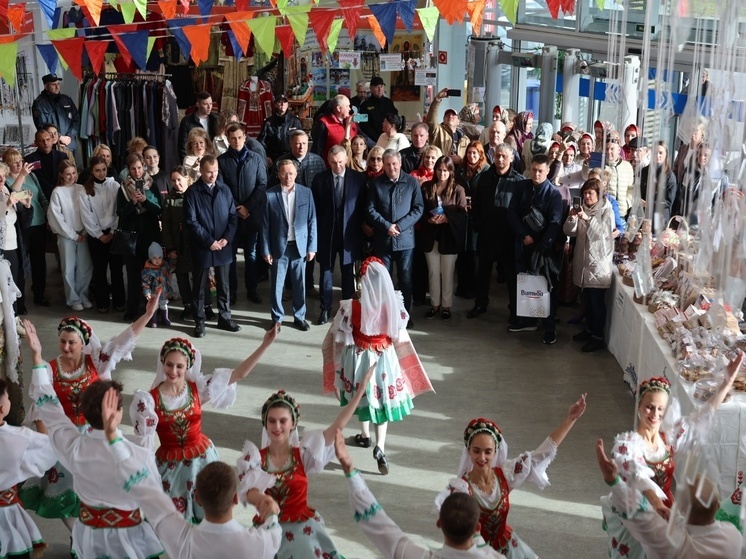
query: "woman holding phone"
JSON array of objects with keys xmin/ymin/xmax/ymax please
[{"xmin": 0, "ymin": 162, "xmax": 33, "ymax": 315}]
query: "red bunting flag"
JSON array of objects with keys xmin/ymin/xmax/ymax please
[
  {"xmin": 275, "ymin": 25, "xmax": 295, "ymax": 59},
  {"xmin": 338, "ymin": 0, "xmax": 365, "ymax": 39},
  {"xmin": 109, "ymin": 29, "xmax": 133, "ymax": 66},
  {"xmin": 225, "ymin": 12, "xmax": 253, "ymax": 56},
  {"xmin": 546, "ymin": 0, "xmax": 560, "ymax": 18},
  {"xmin": 183, "ymin": 23, "xmax": 211, "ymax": 66},
  {"xmin": 85, "ymin": 40, "xmax": 109, "ymax": 74},
  {"xmin": 52, "ymin": 37, "xmax": 85, "ymax": 80},
  {"xmin": 560, "ymin": 0, "xmax": 575, "ymax": 14},
  {"xmin": 308, "ymin": 9, "xmax": 337, "ymax": 53},
  {"xmin": 158, "ymin": 0, "xmax": 176, "ymax": 19},
  {"xmin": 180, "ymin": 0, "xmax": 189, "ymax": 14},
  {"xmin": 7, "ymin": 4, "xmax": 25, "ymax": 33},
  {"xmin": 0, "ymin": 0, "xmax": 9, "ymax": 19},
  {"xmin": 235, "ymin": 0, "xmax": 249, "ymax": 11}
]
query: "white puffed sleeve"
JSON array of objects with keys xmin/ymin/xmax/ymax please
[
  {"xmin": 95, "ymin": 326, "xmax": 138, "ymax": 379},
  {"xmin": 665, "ymin": 403, "xmax": 715, "ymax": 455},
  {"xmin": 23, "ymin": 362, "xmax": 54, "ymax": 426},
  {"xmin": 433, "ymin": 477, "xmax": 470, "ymax": 511},
  {"xmin": 129, "ymin": 389, "xmax": 159, "ymax": 449},
  {"xmin": 298, "ymin": 429, "xmax": 335, "ymax": 476},
  {"xmin": 236, "ymin": 440, "xmax": 277, "ymax": 506},
  {"xmin": 501, "ymin": 437, "xmax": 558, "ymax": 491},
  {"xmin": 332, "ymin": 300, "xmax": 355, "ymax": 346},
  {"xmin": 196, "ymin": 368, "xmax": 237, "ymax": 409}
]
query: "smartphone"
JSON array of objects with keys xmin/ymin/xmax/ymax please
[
  {"xmin": 28, "ymin": 160, "xmax": 41, "ymax": 170},
  {"xmin": 572, "ymin": 196, "xmax": 581, "ymax": 211},
  {"xmin": 353, "ymin": 113, "xmax": 368, "ymax": 123},
  {"xmin": 10, "ymin": 190, "xmax": 30, "ymax": 202},
  {"xmin": 589, "ymin": 152, "xmax": 603, "ymax": 169},
  {"xmin": 446, "ymin": 89, "xmax": 462, "ymax": 97},
  {"xmin": 135, "ymin": 179, "xmax": 145, "ymax": 192}
]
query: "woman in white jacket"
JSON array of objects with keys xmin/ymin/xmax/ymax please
[
  {"xmin": 563, "ymin": 177, "xmax": 615, "ymax": 353},
  {"xmin": 48, "ymin": 160, "xmax": 93, "ymax": 311},
  {"xmin": 79, "ymin": 156, "xmax": 125, "ymax": 313}
]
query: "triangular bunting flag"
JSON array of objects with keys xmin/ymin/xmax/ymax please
[
  {"xmin": 235, "ymin": 0, "xmax": 248, "ymax": 11},
  {"xmin": 226, "ymin": 29, "xmax": 244, "ymax": 59},
  {"xmin": 546, "ymin": 0, "xmax": 560, "ymax": 18},
  {"xmin": 47, "ymin": 28, "xmax": 76, "ymax": 40},
  {"xmin": 308, "ymin": 9, "xmax": 336, "ymax": 53},
  {"xmin": 110, "ymin": 0, "xmax": 117, "ymax": 10},
  {"xmin": 37, "ymin": 0, "xmax": 56, "ymax": 27},
  {"xmin": 197, "ymin": 0, "xmax": 213, "ymax": 16},
  {"xmin": 275, "ymin": 25, "xmax": 295, "ymax": 59},
  {"xmin": 147, "ymin": 36, "xmax": 156, "ymax": 60},
  {"xmin": 52, "ymin": 37, "xmax": 85, "ymax": 79},
  {"xmin": 8, "ymin": 4, "xmax": 25, "ymax": 33},
  {"xmin": 133, "ymin": 0, "xmax": 146, "ymax": 18},
  {"xmin": 0, "ymin": 41, "xmax": 18, "ymax": 87},
  {"xmin": 432, "ymin": 0, "xmax": 465, "ymax": 24},
  {"xmin": 416, "ymin": 7, "xmax": 439, "ymax": 42},
  {"xmin": 0, "ymin": 0, "xmax": 9, "ymax": 20},
  {"xmin": 498, "ymin": 0, "xmax": 518, "ymax": 24},
  {"xmin": 338, "ymin": 0, "xmax": 364, "ymax": 38},
  {"xmin": 275, "ymin": 0, "xmax": 288, "ymax": 10},
  {"xmin": 157, "ymin": 0, "xmax": 176, "ymax": 19},
  {"xmin": 246, "ymin": 16, "xmax": 276, "ymax": 57},
  {"xmin": 287, "ymin": 11, "xmax": 310, "ymax": 48},
  {"xmin": 560, "ymin": 0, "xmax": 575, "ymax": 14},
  {"xmin": 168, "ymin": 18, "xmax": 196, "ymax": 58},
  {"xmin": 278, "ymin": 2, "xmax": 309, "ymax": 17},
  {"xmin": 180, "ymin": 0, "xmax": 189, "ymax": 14},
  {"xmin": 83, "ymin": 0, "xmax": 102, "ymax": 25},
  {"xmin": 368, "ymin": 3, "xmax": 397, "ymax": 48},
  {"xmin": 71, "ymin": 0, "xmax": 94, "ymax": 25},
  {"xmin": 397, "ymin": 0, "xmax": 417, "ymax": 31},
  {"xmin": 183, "ymin": 23, "xmax": 211, "ymax": 65},
  {"xmin": 36, "ymin": 44, "xmax": 59, "ymax": 74},
  {"xmin": 595, "ymin": 0, "xmax": 603, "ymax": 9},
  {"xmin": 366, "ymin": 14, "xmax": 386, "ymax": 49},
  {"xmin": 85, "ymin": 40, "xmax": 109, "ymax": 74},
  {"xmin": 109, "ymin": 29, "xmax": 133, "ymax": 65},
  {"xmin": 326, "ymin": 19, "xmax": 343, "ymax": 54},
  {"xmin": 120, "ymin": 2, "xmax": 136, "ymax": 23},
  {"xmin": 225, "ymin": 12, "xmax": 254, "ymax": 56},
  {"xmin": 118, "ymin": 30, "xmax": 149, "ymax": 69},
  {"xmin": 465, "ymin": 0, "xmax": 486, "ymax": 34}
]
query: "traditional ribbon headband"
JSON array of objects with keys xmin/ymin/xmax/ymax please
[
  {"xmin": 262, "ymin": 390, "xmax": 300, "ymax": 427},
  {"xmin": 58, "ymin": 317, "xmax": 93, "ymax": 346},
  {"xmin": 464, "ymin": 418, "xmax": 503, "ymax": 449},
  {"xmin": 160, "ymin": 338, "xmax": 196, "ymax": 368},
  {"xmin": 639, "ymin": 377, "xmax": 671, "ymax": 398},
  {"xmin": 360, "ymin": 256, "xmax": 385, "ymax": 277}
]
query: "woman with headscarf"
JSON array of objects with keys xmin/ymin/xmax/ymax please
[
  {"xmin": 622, "ymin": 124, "xmax": 640, "ymax": 161},
  {"xmin": 522, "ymin": 122, "xmax": 553, "ymax": 170},
  {"xmin": 458, "ymin": 103, "xmax": 483, "ymax": 141},
  {"xmin": 507, "ymin": 111, "xmax": 534, "ymax": 154},
  {"xmin": 577, "ymin": 133, "xmax": 595, "ymax": 166},
  {"xmin": 321, "ymin": 256, "xmax": 432, "ymax": 474},
  {"xmin": 556, "ymin": 142, "xmax": 585, "ymax": 194}
]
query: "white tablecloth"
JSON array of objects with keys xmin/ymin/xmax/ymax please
[{"xmin": 607, "ymin": 272, "xmax": 746, "ymax": 497}]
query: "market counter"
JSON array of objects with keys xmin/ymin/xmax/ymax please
[{"xmin": 607, "ymin": 272, "xmax": 746, "ymax": 497}]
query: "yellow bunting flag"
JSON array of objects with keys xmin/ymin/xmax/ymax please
[
  {"xmin": 147, "ymin": 36, "xmax": 156, "ymax": 60},
  {"xmin": 499, "ymin": 0, "xmax": 518, "ymax": 24},
  {"xmin": 247, "ymin": 15, "xmax": 276, "ymax": 57},
  {"xmin": 120, "ymin": 2, "xmax": 136, "ymax": 23},
  {"xmin": 416, "ymin": 6, "xmax": 439, "ymax": 42},
  {"xmin": 0, "ymin": 41, "xmax": 18, "ymax": 86},
  {"xmin": 326, "ymin": 19, "xmax": 343, "ymax": 54},
  {"xmin": 133, "ymin": 0, "xmax": 147, "ymax": 19},
  {"xmin": 47, "ymin": 28, "xmax": 76, "ymax": 40}
]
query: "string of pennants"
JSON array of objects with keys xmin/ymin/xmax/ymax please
[{"xmin": 0, "ymin": 0, "xmax": 582, "ymax": 86}]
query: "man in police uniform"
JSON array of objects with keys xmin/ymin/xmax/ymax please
[
  {"xmin": 357, "ymin": 76, "xmax": 398, "ymax": 140},
  {"xmin": 32, "ymin": 74, "xmax": 80, "ymax": 152}
]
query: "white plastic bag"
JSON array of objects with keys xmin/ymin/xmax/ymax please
[{"xmin": 516, "ymin": 273, "xmax": 550, "ymax": 318}]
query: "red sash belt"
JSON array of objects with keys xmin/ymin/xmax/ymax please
[
  {"xmin": 0, "ymin": 486, "xmax": 19, "ymax": 507},
  {"xmin": 79, "ymin": 503, "xmax": 142, "ymax": 528}
]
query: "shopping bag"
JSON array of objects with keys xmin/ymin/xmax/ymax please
[{"xmin": 516, "ymin": 273, "xmax": 550, "ymax": 318}]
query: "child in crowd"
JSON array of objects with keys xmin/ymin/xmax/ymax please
[
  {"xmin": 142, "ymin": 242, "xmax": 173, "ymax": 328},
  {"xmin": 0, "ymin": 378, "xmax": 57, "ymax": 559}
]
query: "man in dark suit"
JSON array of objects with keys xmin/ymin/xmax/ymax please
[
  {"xmin": 218, "ymin": 122, "xmax": 267, "ymax": 306},
  {"xmin": 261, "ymin": 160, "xmax": 317, "ymax": 331},
  {"xmin": 367, "ymin": 149, "xmax": 423, "ymax": 323},
  {"xmin": 177, "ymin": 92, "xmax": 219, "ymax": 161},
  {"xmin": 184, "ymin": 155, "xmax": 240, "ymax": 338},
  {"xmin": 311, "ymin": 145, "xmax": 366, "ymax": 325}
]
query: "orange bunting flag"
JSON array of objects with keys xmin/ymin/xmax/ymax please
[
  {"xmin": 85, "ymin": 40, "xmax": 109, "ymax": 74},
  {"xmin": 432, "ymin": 0, "xmax": 467, "ymax": 25},
  {"xmin": 84, "ymin": 0, "xmax": 102, "ymax": 25},
  {"xmin": 51, "ymin": 37, "xmax": 85, "ymax": 80},
  {"xmin": 157, "ymin": 0, "xmax": 176, "ymax": 19},
  {"xmin": 7, "ymin": 4, "xmax": 25, "ymax": 33},
  {"xmin": 466, "ymin": 0, "xmax": 486, "ymax": 34},
  {"xmin": 183, "ymin": 23, "xmax": 211, "ymax": 66},
  {"xmin": 275, "ymin": 25, "xmax": 295, "ymax": 59},
  {"xmin": 338, "ymin": 0, "xmax": 365, "ymax": 39},
  {"xmin": 225, "ymin": 12, "xmax": 254, "ymax": 55},
  {"xmin": 308, "ymin": 9, "xmax": 336, "ymax": 53},
  {"xmin": 366, "ymin": 14, "xmax": 386, "ymax": 49}
]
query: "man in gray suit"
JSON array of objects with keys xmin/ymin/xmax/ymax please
[{"xmin": 261, "ymin": 160, "xmax": 318, "ymax": 331}]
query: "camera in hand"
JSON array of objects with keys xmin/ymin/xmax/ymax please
[{"xmin": 446, "ymin": 89, "xmax": 462, "ymax": 97}]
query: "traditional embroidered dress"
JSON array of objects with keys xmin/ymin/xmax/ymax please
[
  {"xmin": 237, "ymin": 77, "xmax": 273, "ymax": 138},
  {"xmin": 29, "ymin": 367, "xmax": 164, "ymax": 559},
  {"xmin": 602, "ymin": 405, "xmax": 715, "ymax": 559},
  {"xmin": 105, "ymin": 437, "xmax": 282, "ymax": 559},
  {"xmin": 131, "ymin": 366, "xmax": 236, "ymax": 523},
  {"xmin": 237, "ymin": 430, "xmax": 341, "ymax": 559},
  {"xmin": 0, "ymin": 422, "xmax": 57, "ymax": 559},
  {"xmin": 437, "ymin": 437, "xmax": 558, "ymax": 559},
  {"xmin": 21, "ymin": 326, "xmax": 138, "ymax": 519}
]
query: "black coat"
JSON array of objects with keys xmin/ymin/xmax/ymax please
[
  {"xmin": 471, "ymin": 165, "xmax": 523, "ymax": 251},
  {"xmin": 357, "ymin": 95, "xmax": 398, "ymax": 139},
  {"xmin": 218, "ymin": 147, "xmax": 268, "ymax": 232},
  {"xmin": 311, "ymin": 169, "xmax": 366, "ymax": 267},
  {"xmin": 418, "ymin": 184, "xmax": 468, "ymax": 255},
  {"xmin": 184, "ymin": 178, "xmax": 237, "ymax": 268},
  {"xmin": 25, "ymin": 150, "xmax": 68, "ymax": 201},
  {"xmin": 257, "ymin": 112, "xmax": 302, "ymax": 162}
]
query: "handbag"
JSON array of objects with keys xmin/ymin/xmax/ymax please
[
  {"xmin": 523, "ymin": 205, "xmax": 546, "ymax": 234},
  {"xmin": 516, "ymin": 273, "xmax": 550, "ymax": 318},
  {"xmin": 110, "ymin": 229, "xmax": 137, "ymax": 256}
]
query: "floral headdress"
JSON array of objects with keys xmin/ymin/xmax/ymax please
[
  {"xmin": 360, "ymin": 256, "xmax": 385, "ymax": 278},
  {"xmin": 463, "ymin": 417, "xmax": 503, "ymax": 449},
  {"xmin": 58, "ymin": 317, "xmax": 93, "ymax": 345},
  {"xmin": 262, "ymin": 390, "xmax": 300, "ymax": 427},
  {"xmin": 638, "ymin": 377, "xmax": 671, "ymax": 398},
  {"xmin": 160, "ymin": 338, "xmax": 197, "ymax": 368}
]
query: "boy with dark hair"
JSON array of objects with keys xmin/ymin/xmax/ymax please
[{"xmin": 0, "ymin": 378, "xmax": 57, "ymax": 559}]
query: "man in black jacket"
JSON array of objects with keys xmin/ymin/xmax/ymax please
[
  {"xmin": 467, "ymin": 143, "xmax": 523, "ymax": 323},
  {"xmin": 257, "ymin": 95, "xmax": 302, "ymax": 166},
  {"xmin": 25, "ymin": 129, "xmax": 68, "ymax": 200},
  {"xmin": 177, "ymin": 92, "xmax": 219, "ymax": 161},
  {"xmin": 32, "ymin": 74, "xmax": 80, "ymax": 152},
  {"xmin": 358, "ymin": 76, "xmax": 398, "ymax": 141},
  {"xmin": 218, "ymin": 123, "xmax": 268, "ymax": 306},
  {"xmin": 400, "ymin": 122, "xmax": 429, "ymax": 174}
]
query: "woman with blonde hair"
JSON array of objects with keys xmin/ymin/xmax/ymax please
[
  {"xmin": 0, "ymin": 161, "xmax": 33, "ymax": 315},
  {"xmin": 410, "ymin": 145, "xmax": 443, "ymax": 185},
  {"xmin": 183, "ymin": 128, "xmax": 216, "ymax": 182},
  {"xmin": 365, "ymin": 146, "xmax": 385, "ymax": 181}
]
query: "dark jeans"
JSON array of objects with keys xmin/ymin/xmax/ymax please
[
  {"xmin": 193, "ymin": 263, "xmax": 230, "ymax": 325},
  {"xmin": 229, "ymin": 228, "xmax": 258, "ymax": 296},
  {"xmin": 377, "ymin": 248, "xmax": 413, "ymax": 313},
  {"xmin": 456, "ymin": 250, "xmax": 476, "ymax": 294},
  {"xmin": 319, "ymin": 243, "xmax": 355, "ymax": 312},
  {"xmin": 176, "ymin": 271, "xmax": 212, "ymax": 308},
  {"xmin": 26, "ymin": 224, "xmax": 47, "ymax": 300},
  {"xmin": 475, "ymin": 242, "xmax": 516, "ymax": 320},
  {"xmin": 583, "ymin": 287, "xmax": 608, "ymax": 340},
  {"xmin": 88, "ymin": 236, "xmax": 125, "ymax": 309}
]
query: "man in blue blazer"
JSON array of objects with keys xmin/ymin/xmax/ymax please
[
  {"xmin": 261, "ymin": 160, "xmax": 318, "ymax": 331},
  {"xmin": 184, "ymin": 155, "xmax": 240, "ymax": 338},
  {"xmin": 311, "ymin": 146, "xmax": 366, "ymax": 325}
]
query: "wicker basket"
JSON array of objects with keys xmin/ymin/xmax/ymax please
[
  {"xmin": 633, "ymin": 294, "xmax": 649, "ymax": 305},
  {"xmin": 622, "ymin": 275, "xmax": 634, "ymax": 287}
]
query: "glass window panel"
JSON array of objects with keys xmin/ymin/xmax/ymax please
[{"xmin": 517, "ymin": 0, "xmax": 577, "ymax": 30}]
